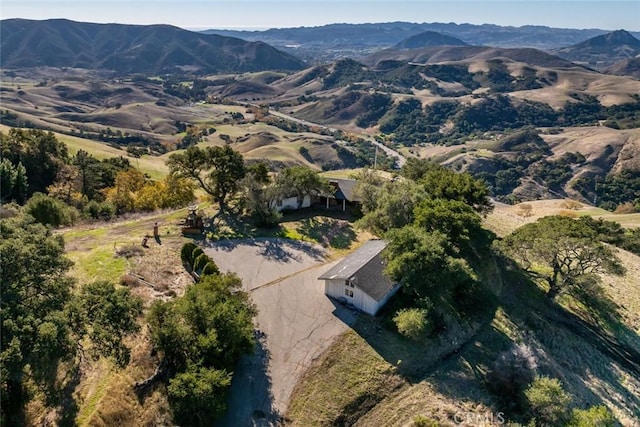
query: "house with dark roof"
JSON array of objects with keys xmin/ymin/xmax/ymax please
[{"xmin": 318, "ymin": 240, "xmax": 400, "ymax": 315}]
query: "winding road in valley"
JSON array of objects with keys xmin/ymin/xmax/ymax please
[{"xmin": 243, "ymin": 102, "xmax": 407, "ymax": 168}]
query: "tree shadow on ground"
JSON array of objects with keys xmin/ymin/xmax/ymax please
[
  {"xmin": 340, "ymin": 255, "xmax": 640, "ymax": 424},
  {"xmin": 54, "ymin": 362, "xmax": 82, "ymax": 427},
  {"xmin": 297, "ymin": 217, "xmax": 357, "ymax": 249},
  {"xmin": 564, "ymin": 276, "xmax": 640, "ymax": 353},
  {"xmin": 485, "ymin": 261, "xmax": 640, "ymax": 420},
  {"xmin": 215, "ymin": 330, "xmax": 281, "ymax": 427},
  {"xmin": 208, "ymin": 211, "xmax": 258, "ymax": 240},
  {"xmin": 350, "ymin": 290, "xmax": 499, "ymax": 383},
  {"xmin": 207, "ymin": 237, "xmax": 326, "ymax": 263},
  {"xmin": 206, "ymin": 208, "xmax": 360, "ymax": 254}
]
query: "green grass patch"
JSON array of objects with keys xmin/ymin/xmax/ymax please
[
  {"xmin": 61, "ymin": 227, "xmax": 109, "ymax": 244},
  {"xmin": 68, "ymin": 246, "xmax": 127, "ymax": 284},
  {"xmin": 576, "ymin": 208, "xmax": 640, "ymax": 229},
  {"xmin": 320, "ymin": 168, "xmax": 362, "ymax": 179},
  {"xmin": 76, "ymin": 363, "xmax": 114, "ymax": 426},
  {"xmin": 276, "ymin": 227, "xmax": 307, "ymax": 241},
  {"xmin": 54, "ymin": 133, "xmax": 169, "ymax": 179}
]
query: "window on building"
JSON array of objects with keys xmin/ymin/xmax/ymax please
[{"xmin": 344, "ymin": 289, "xmax": 353, "ymax": 297}]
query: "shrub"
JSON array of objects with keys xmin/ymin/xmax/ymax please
[
  {"xmin": 299, "ymin": 146, "xmax": 311, "ymax": 160},
  {"xmin": 559, "ymin": 209, "xmax": 578, "ymax": 218},
  {"xmin": 252, "ymin": 207, "xmax": 281, "ymax": 228},
  {"xmin": 98, "ymin": 201, "xmax": 116, "ymax": 220},
  {"xmin": 181, "ymin": 242, "xmax": 198, "ymax": 266},
  {"xmin": 413, "ymin": 414, "xmax": 440, "ymax": 427},
  {"xmin": 568, "ymin": 405, "xmax": 616, "ymax": 427},
  {"xmin": 24, "ymin": 192, "xmax": 76, "ymax": 227},
  {"xmin": 84, "ymin": 199, "xmax": 102, "ymax": 219},
  {"xmin": 120, "ymin": 274, "xmax": 140, "ymax": 287},
  {"xmin": 167, "ymin": 367, "xmax": 231, "ymax": 423},
  {"xmin": 517, "ymin": 203, "xmax": 533, "ymax": 218},
  {"xmin": 191, "ymin": 247, "xmax": 204, "ymax": 265},
  {"xmin": 486, "ymin": 344, "xmax": 537, "ymax": 406},
  {"xmin": 560, "ymin": 200, "xmax": 583, "ymax": 210},
  {"xmin": 65, "ymin": 206, "xmax": 81, "ymax": 225},
  {"xmin": 412, "ymin": 414, "xmax": 438, "ymax": 427},
  {"xmin": 116, "ymin": 245, "xmax": 145, "ymax": 259},
  {"xmin": 193, "ymin": 253, "xmax": 211, "ymax": 272},
  {"xmin": 613, "ymin": 202, "xmax": 636, "ymax": 214},
  {"xmin": 201, "ymin": 262, "xmax": 220, "ymax": 277},
  {"xmin": 393, "ymin": 308, "xmax": 429, "ymax": 341},
  {"xmin": 525, "ymin": 376, "xmax": 571, "ymax": 425}
]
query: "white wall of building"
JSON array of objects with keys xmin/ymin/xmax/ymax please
[
  {"xmin": 324, "ymin": 278, "xmax": 399, "ymax": 316},
  {"xmin": 271, "ymin": 195, "xmax": 311, "ymax": 212}
]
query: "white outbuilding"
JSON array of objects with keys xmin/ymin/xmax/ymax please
[{"xmin": 318, "ymin": 240, "xmax": 400, "ymax": 316}]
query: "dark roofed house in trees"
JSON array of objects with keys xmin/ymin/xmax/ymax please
[
  {"xmin": 321, "ymin": 178, "xmax": 361, "ymax": 211},
  {"xmin": 319, "ymin": 240, "xmax": 399, "ymax": 315}
]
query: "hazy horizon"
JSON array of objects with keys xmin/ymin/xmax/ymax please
[{"xmin": 2, "ymin": 1, "xmax": 639, "ymax": 32}]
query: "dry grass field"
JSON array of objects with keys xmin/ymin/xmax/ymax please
[
  {"xmin": 509, "ymin": 67, "xmax": 640, "ymax": 108},
  {"xmin": 485, "ymin": 199, "xmax": 640, "ymax": 237}
]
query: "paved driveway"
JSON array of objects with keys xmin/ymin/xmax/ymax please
[
  {"xmin": 207, "ymin": 239, "xmax": 357, "ymax": 426},
  {"xmin": 205, "ymin": 238, "xmax": 327, "ymax": 290}
]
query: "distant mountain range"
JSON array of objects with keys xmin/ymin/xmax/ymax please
[
  {"xmin": 394, "ymin": 31, "xmax": 468, "ymax": 49},
  {"xmin": 203, "ymin": 22, "xmax": 640, "ymax": 62},
  {"xmin": 0, "ymin": 19, "xmax": 306, "ymax": 74},
  {"xmin": 361, "ymin": 45, "xmax": 579, "ymax": 69},
  {"xmin": 553, "ymin": 30, "xmax": 640, "ymax": 70},
  {"xmin": 2, "ymin": 19, "xmax": 639, "ymax": 76}
]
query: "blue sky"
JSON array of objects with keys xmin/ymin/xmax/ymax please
[{"xmin": 2, "ymin": 1, "xmax": 639, "ymax": 31}]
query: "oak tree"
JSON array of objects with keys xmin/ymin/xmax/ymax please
[
  {"xmin": 167, "ymin": 145, "xmax": 245, "ymax": 210},
  {"xmin": 497, "ymin": 215, "xmax": 624, "ymax": 298}
]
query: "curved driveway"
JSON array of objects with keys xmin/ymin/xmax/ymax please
[{"xmin": 206, "ymin": 239, "xmax": 357, "ymax": 426}]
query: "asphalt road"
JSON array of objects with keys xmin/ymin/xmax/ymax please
[
  {"xmin": 254, "ymin": 106, "xmax": 407, "ymax": 168},
  {"xmin": 207, "ymin": 239, "xmax": 357, "ymax": 426}
]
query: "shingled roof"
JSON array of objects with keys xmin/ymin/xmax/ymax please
[
  {"xmin": 328, "ymin": 178, "xmax": 360, "ymax": 202},
  {"xmin": 318, "ymin": 240, "xmax": 395, "ymax": 301}
]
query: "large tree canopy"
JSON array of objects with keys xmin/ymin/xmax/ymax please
[
  {"xmin": 0, "ymin": 213, "xmax": 142, "ymax": 425},
  {"xmin": 167, "ymin": 145, "xmax": 245, "ymax": 210},
  {"xmin": 0, "ymin": 128, "xmax": 69, "ymax": 196},
  {"xmin": 413, "ymin": 198, "xmax": 483, "ymax": 250},
  {"xmin": 359, "ymin": 161, "xmax": 492, "ymax": 237},
  {"xmin": 357, "ymin": 162, "xmax": 491, "ymax": 306},
  {"xmin": 357, "ymin": 179, "xmax": 427, "ymax": 235},
  {"xmin": 146, "ymin": 273, "xmax": 255, "ymax": 425},
  {"xmin": 401, "ymin": 159, "xmax": 493, "ymax": 215},
  {"xmin": 497, "ymin": 215, "xmax": 624, "ymax": 298},
  {"xmin": 240, "ymin": 162, "xmax": 281, "ymax": 227},
  {"xmin": 0, "ymin": 158, "xmax": 28, "ymax": 204},
  {"xmin": 384, "ymin": 226, "xmax": 478, "ymax": 301}
]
